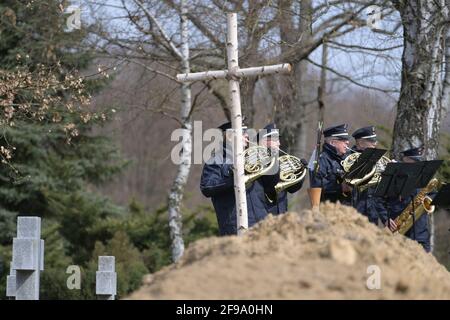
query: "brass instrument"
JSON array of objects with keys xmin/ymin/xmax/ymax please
[
  {"xmin": 244, "ymin": 140, "xmax": 306, "ymax": 192},
  {"xmin": 243, "ymin": 146, "xmax": 277, "ymax": 186},
  {"xmin": 341, "ymin": 152, "xmax": 374, "ymax": 186},
  {"xmin": 393, "ymin": 178, "xmax": 442, "ymax": 235},
  {"xmin": 275, "ymin": 154, "xmax": 307, "ymax": 193},
  {"xmin": 359, "ymin": 155, "xmax": 392, "ymax": 192},
  {"xmin": 341, "ymin": 151, "xmax": 392, "ymax": 191}
]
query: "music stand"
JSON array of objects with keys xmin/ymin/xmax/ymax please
[
  {"xmin": 374, "ymin": 162, "xmax": 423, "ymax": 237},
  {"xmin": 414, "ymin": 160, "xmax": 443, "ymax": 188},
  {"xmin": 431, "ymin": 183, "xmax": 450, "ymax": 209},
  {"xmin": 343, "ymin": 148, "xmax": 387, "ymax": 182},
  {"xmin": 344, "ymin": 148, "xmax": 386, "ymax": 207},
  {"xmin": 375, "ymin": 161, "xmax": 442, "ymax": 239},
  {"xmin": 374, "ymin": 162, "xmax": 422, "ymax": 198},
  {"xmin": 410, "ymin": 161, "xmax": 442, "ymax": 239}
]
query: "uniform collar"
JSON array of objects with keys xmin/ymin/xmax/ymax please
[
  {"xmin": 323, "ymin": 143, "xmax": 345, "ymax": 161},
  {"xmin": 223, "ymin": 143, "xmax": 234, "ymax": 162},
  {"xmin": 207, "ymin": 143, "xmax": 233, "ymax": 164}
]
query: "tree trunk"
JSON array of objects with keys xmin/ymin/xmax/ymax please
[
  {"xmin": 441, "ymin": 25, "xmax": 450, "ymax": 116},
  {"xmin": 317, "ymin": 41, "xmax": 327, "ymax": 125},
  {"xmin": 431, "ymin": 23, "xmax": 450, "ymax": 254},
  {"xmin": 167, "ymin": 0, "xmax": 190, "ymax": 262},
  {"xmin": 294, "ymin": 0, "xmax": 313, "ymax": 156},
  {"xmin": 241, "ymin": 77, "xmax": 257, "ymax": 127},
  {"xmin": 392, "ymin": 1, "xmax": 449, "ymax": 254},
  {"xmin": 392, "ymin": 1, "xmax": 449, "ymax": 161},
  {"xmin": 275, "ymin": 0, "xmax": 313, "ymax": 155},
  {"xmin": 291, "ymin": 56, "xmax": 313, "ymax": 156}
]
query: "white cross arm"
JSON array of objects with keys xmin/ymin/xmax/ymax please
[{"xmin": 177, "ymin": 63, "xmax": 292, "ymax": 82}]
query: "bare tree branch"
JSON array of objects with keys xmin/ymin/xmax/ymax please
[
  {"xmin": 120, "ymin": 58, "xmax": 180, "ymax": 83},
  {"xmin": 328, "ymin": 40, "xmax": 402, "ymax": 52},
  {"xmin": 305, "ymin": 57, "xmax": 399, "ymax": 93},
  {"xmin": 132, "ymin": 0, "xmax": 183, "ymax": 59},
  {"xmin": 164, "ymin": 0, "xmax": 224, "ymax": 50}
]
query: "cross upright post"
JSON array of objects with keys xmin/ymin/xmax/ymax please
[
  {"xmin": 177, "ymin": 13, "xmax": 291, "ymax": 234},
  {"xmin": 227, "ymin": 13, "xmax": 248, "ymax": 234}
]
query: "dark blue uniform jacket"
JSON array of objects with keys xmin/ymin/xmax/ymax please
[
  {"xmin": 388, "ymin": 189, "xmax": 431, "ymax": 252},
  {"xmin": 350, "ymin": 146, "xmax": 388, "ymax": 225},
  {"xmin": 200, "ymin": 147, "xmax": 279, "ymax": 236},
  {"xmin": 309, "ymin": 143, "xmax": 351, "ymax": 205},
  {"xmin": 265, "ymin": 179, "xmax": 304, "ymax": 215}
]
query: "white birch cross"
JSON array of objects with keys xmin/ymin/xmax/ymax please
[{"xmin": 177, "ymin": 13, "xmax": 291, "ymax": 235}]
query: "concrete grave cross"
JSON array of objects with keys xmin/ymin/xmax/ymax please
[
  {"xmin": 11, "ymin": 216, "xmax": 44, "ymax": 300},
  {"xmin": 96, "ymin": 256, "xmax": 117, "ymax": 300}
]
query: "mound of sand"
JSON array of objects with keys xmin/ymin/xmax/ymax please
[{"xmin": 129, "ymin": 202, "xmax": 450, "ymax": 299}]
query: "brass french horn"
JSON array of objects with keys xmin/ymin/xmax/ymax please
[
  {"xmin": 243, "ymin": 146, "xmax": 277, "ymax": 186},
  {"xmin": 275, "ymin": 154, "xmax": 307, "ymax": 193},
  {"xmin": 243, "ymin": 145, "xmax": 306, "ymax": 192},
  {"xmin": 340, "ymin": 150, "xmax": 392, "ymax": 191}
]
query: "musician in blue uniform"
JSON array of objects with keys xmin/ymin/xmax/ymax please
[
  {"xmin": 309, "ymin": 124, "xmax": 352, "ymax": 205},
  {"xmin": 200, "ymin": 121, "xmax": 279, "ymax": 235},
  {"xmin": 350, "ymin": 126, "xmax": 388, "ymax": 225},
  {"xmin": 260, "ymin": 123, "xmax": 304, "ymax": 215},
  {"xmin": 387, "ymin": 146, "xmax": 431, "ymax": 252}
]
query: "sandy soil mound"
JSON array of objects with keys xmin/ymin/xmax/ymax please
[{"xmin": 129, "ymin": 202, "xmax": 450, "ymax": 299}]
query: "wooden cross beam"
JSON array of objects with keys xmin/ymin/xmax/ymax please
[{"xmin": 177, "ymin": 13, "xmax": 291, "ymax": 235}]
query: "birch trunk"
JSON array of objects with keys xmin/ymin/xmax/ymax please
[
  {"xmin": 441, "ymin": 25, "xmax": 450, "ymax": 116},
  {"xmin": 430, "ymin": 25, "xmax": 450, "ymax": 254},
  {"xmin": 227, "ymin": 13, "xmax": 249, "ymax": 235},
  {"xmin": 167, "ymin": 0, "xmax": 190, "ymax": 262},
  {"xmin": 392, "ymin": 1, "xmax": 449, "ymax": 161},
  {"xmin": 392, "ymin": 1, "xmax": 449, "ymax": 254}
]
